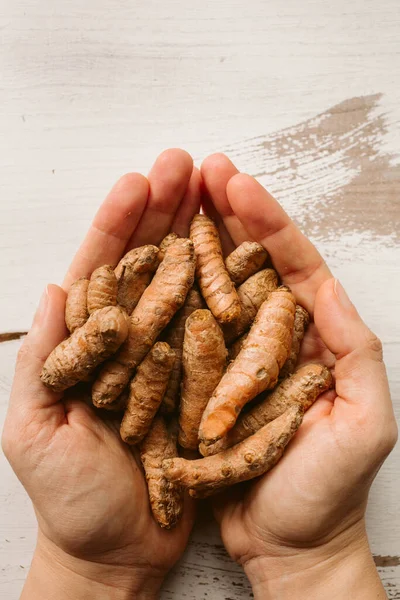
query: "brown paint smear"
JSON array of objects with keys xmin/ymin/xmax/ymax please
[
  {"xmin": 0, "ymin": 332, "xmax": 27, "ymax": 343},
  {"xmin": 374, "ymin": 555, "xmax": 400, "ymax": 567},
  {"xmin": 225, "ymin": 94, "xmax": 400, "ymax": 244}
]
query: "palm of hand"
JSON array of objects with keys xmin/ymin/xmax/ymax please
[
  {"xmin": 218, "ymin": 301, "xmax": 391, "ymax": 567},
  {"xmin": 24, "ymin": 399, "xmax": 191, "ymax": 571},
  {"xmin": 217, "ymin": 326, "xmax": 358, "ymax": 564}
]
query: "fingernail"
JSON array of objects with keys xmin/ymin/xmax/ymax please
[
  {"xmin": 333, "ymin": 279, "xmax": 353, "ymax": 310},
  {"xmin": 32, "ymin": 286, "xmax": 50, "ymax": 328}
]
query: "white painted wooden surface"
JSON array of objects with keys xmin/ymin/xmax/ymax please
[{"xmin": 1, "ymin": 1, "xmax": 399, "ymax": 597}]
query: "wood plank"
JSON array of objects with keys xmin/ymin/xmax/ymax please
[{"xmin": 0, "ymin": 0, "xmax": 399, "ymax": 597}]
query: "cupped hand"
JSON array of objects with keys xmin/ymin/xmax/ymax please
[
  {"xmin": 2, "ymin": 149, "xmax": 201, "ymax": 599},
  {"xmin": 201, "ymin": 154, "xmax": 397, "ymax": 598}
]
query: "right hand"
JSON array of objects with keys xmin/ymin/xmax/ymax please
[{"xmin": 201, "ymin": 153, "xmax": 398, "ymax": 599}]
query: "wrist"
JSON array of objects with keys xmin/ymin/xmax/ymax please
[
  {"xmin": 22, "ymin": 534, "xmax": 164, "ymax": 600},
  {"xmin": 244, "ymin": 520, "xmax": 386, "ymax": 600}
]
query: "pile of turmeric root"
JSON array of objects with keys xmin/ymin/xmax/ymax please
[{"xmin": 40, "ymin": 215, "xmax": 333, "ymax": 528}]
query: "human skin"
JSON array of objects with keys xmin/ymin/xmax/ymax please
[
  {"xmin": 200, "ymin": 153, "xmax": 398, "ymax": 599},
  {"xmin": 2, "ymin": 149, "xmax": 397, "ymax": 600},
  {"xmin": 2, "ymin": 149, "xmax": 202, "ymax": 600}
]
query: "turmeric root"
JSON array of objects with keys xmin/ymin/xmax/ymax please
[
  {"xmin": 228, "ymin": 332, "xmax": 248, "ymax": 362},
  {"xmin": 65, "ymin": 277, "xmax": 89, "ymax": 333},
  {"xmin": 225, "ymin": 241, "xmax": 269, "ymax": 285},
  {"xmin": 87, "ymin": 265, "xmax": 118, "ymax": 314},
  {"xmin": 161, "ymin": 287, "xmax": 204, "ymax": 414},
  {"xmin": 178, "ymin": 310, "xmax": 227, "ymax": 449},
  {"xmin": 92, "ymin": 238, "xmax": 195, "ymax": 408},
  {"xmin": 279, "ymin": 305, "xmax": 310, "ymax": 379},
  {"xmin": 41, "ymin": 306, "xmax": 129, "ymax": 392},
  {"xmin": 114, "ymin": 249, "xmax": 139, "ymax": 279},
  {"xmin": 120, "ymin": 342, "xmax": 175, "ymax": 444},
  {"xmin": 222, "ymin": 268, "xmax": 279, "ymax": 344},
  {"xmin": 115, "ymin": 245, "xmax": 159, "ymax": 314},
  {"xmin": 199, "ymin": 286, "xmax": 296, "ymax": 445},
  {"xmin": 164, "ymin": 405, "xmax": 303, "ymax": 498},
  {"xmin": 140, "ymin": 415, "xmax": 183, "ymax": 528},
  {"xmin": 101, "ymin": 386, "xmax": 129, "ymax": 412},
  {"xmin": 190, "ymin": 214, "xmax": 241, "ymax": 324},
  {"xmin": 159, "ymin": 232, "xmax": 180, "ymax": 261},
  {"xmin": 200, "ymin": 363, "xmax": 333, "ymax": 456}
]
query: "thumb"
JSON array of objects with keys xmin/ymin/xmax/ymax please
[
  {"xmin": 10, "ymin": 284, "xmax": 67, "ymax": 413},
  {"xmin": 314, "ymin": 278, "xmax": 392, "ymax": 413}
]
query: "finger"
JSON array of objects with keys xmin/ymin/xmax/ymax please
[
  {"xmin": 300, "ymin": 389, "xmax": 336, "ymax": 425},
  {"xmin": 170, "ymin": 166, "xmax": 201, "ymax": 237},
  {"xmin": 10, "ymin": 285, "xmax": 67, "ymax": 413},
  {"xmin": 127, "ymin": 148, "xmax": 193, "ymax": 248},
  {"xmin": 63, "ymin": 173, "xmax": 149, "ymax": 290},
  {"xmin": 200, "ymin": 158, "xmax": 237, "ymax": 256},
  {"xmin": 201, "ymin": 154, "xmax": 249, "ymax": 247},
  {"xmin": 314, "ymin": 278, "xmax": 393, "ymax": 414},
  {"xmin": 297, "ymin": 324, "xmax": 335, "ymax": 369},
  {"xmin": 64, "ymin": 396, "xmax": 98, "ymax": 428},
  {"xmin": 202, "ymin": 188, "xmax": 236, "ymax": 257},
  {"xmin": 226, "ymin": 173, "xmax": 332, "ymax": 313}
]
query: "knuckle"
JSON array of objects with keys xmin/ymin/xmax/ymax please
[
  {"xmin": 16, "ymin": 342, "xmax": 30, "ymax": 366},
  {"xmin": 1, "ymin": 422, "xmax": 15, "ymax": 463},
  {"xmin": 364, "ymin": 331, "xmax": 383, "ymax": 360},
  {"xmin": 367, "ymin": 416, "xmax": 398, "ymax": 460},
  {"xmin": 382, "ymin": 420, "xmax": 398, "ymax": 456}
]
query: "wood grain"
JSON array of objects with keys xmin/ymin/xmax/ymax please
[
  {"xmin": 0, "ymin": 0, "xmax": 399, "ymax": 598},
  {"xmin": 224, "ymin": 94, "xmax": 400, "ymax": 244}
]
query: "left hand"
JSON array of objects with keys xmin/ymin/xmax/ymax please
[{"xmin": 2, "ymin": 149, "xmax": 200, "ymax": 600}]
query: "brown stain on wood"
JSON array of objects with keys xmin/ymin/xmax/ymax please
[
  {"xmin": 218, "ymin": 103, "xmax": 400, "ymax": 595},
  {"xmin": 224, "ymin": 94, "xmax": 400, "ymax": 245},
  {"xmin": 0, "ymin": 332, "xmax": 27, "ymax": 343},
  {"xmin": 374, "ymin": 555, "xmax": 400, "ymax": 567}
]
